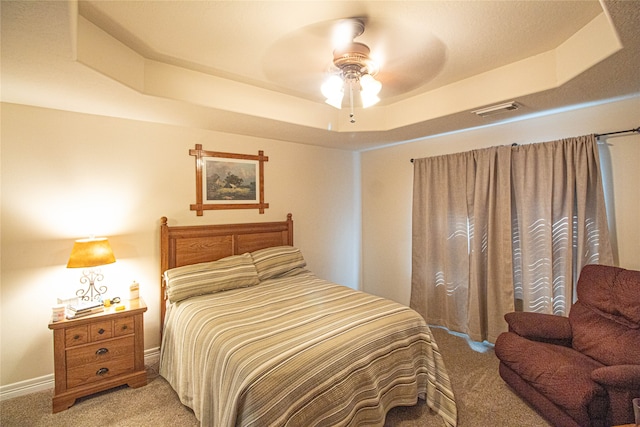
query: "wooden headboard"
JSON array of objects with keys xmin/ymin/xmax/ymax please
[{"xmin": 159, "ymin": 214, "xmax": 294, "ymax": 331}]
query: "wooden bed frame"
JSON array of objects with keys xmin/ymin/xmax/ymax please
[{"xmin": 159, "ymin": 214, "xmax": 294, "ymax": 331}]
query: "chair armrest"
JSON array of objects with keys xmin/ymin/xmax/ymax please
[
  {"xmin": 591, "ymin": 365, "xmax": 640, "ymax": 389},
  {"xmin": 504, "ymin": 312, "xmax": 572, "ymax": 346}
]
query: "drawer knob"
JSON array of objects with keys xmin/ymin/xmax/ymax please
[
  {"xmin": 95, "ymin": 347, "xmax": 109, "ymax": 355},
  {"xmin": 122, "ymin": 325, "xmax": 128, "ymax": 330},
  {"xmin": 96, "ymin": 367, "xmax": 109, "ymax": 376},
  {"xmin": 73, "ymin": 335, "xmax": 80, "ymax": 340},
  {"xmin": 98, "ymin": 328, "xmax": 106, "ymax": 335}
]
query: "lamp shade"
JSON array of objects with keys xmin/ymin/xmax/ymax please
[{"xmin": 67, "ymin": 237, "xmax": 116, "ymax": 268}]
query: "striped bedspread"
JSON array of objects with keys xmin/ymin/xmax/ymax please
[{"xmin": 160, "ymin": 270, "xmax": 457, "ymax": 426}]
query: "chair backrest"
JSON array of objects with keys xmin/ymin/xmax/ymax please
[{"xmin": 569, "ymin": 264, "xmax": 640, "ymax": 366}]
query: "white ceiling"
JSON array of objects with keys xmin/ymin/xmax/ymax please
[{"xmin": 2, "ymin": 1, "xmax": 639, "ymax": 151}]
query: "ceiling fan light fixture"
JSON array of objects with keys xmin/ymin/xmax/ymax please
[
  {"xmin": 321, "ymin": 75, "xmax": 344, "ymax": 99},
  {"xmin": 361, "ymin": 91, "xmax": 380, "ymax": 108},
  {"xmin": 360, "ymin": 74, "xmax": 381, "ymax": 95},
  {"xmin": 360, "ymin": 74, "xmax": 381, "ymax": 107},
  {"xmin": 325, "ymin": 93, "xmax": 344, "ymax": 109},
  {"xmin": 321, "ymin": 18, "xmax": 382, "ymax": 120}
]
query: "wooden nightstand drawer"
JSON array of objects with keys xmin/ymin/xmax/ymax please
[
  {"xmin": 66, "ymin": 353, "xmax": 135, "ymax": 388},
  {"xmin": 90, "ymin": 320, "xmax": 113, "ymax": 341},
  {"xmin": 65, "ymin": 325, "xmax": 89, "ymax": 347},
  {"xmin": 66, "ymin": 336, "xmax": 134, "ymax": 369},
  {"xmin": 114, "ymin": 316, "xmax": 134, "ymax": 336}
]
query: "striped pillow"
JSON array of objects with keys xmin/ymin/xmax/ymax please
[
  {"xmin": 164, "ymin": 253, "xmax": 259, "ymax": 303},
  {"xmin": 251, "ymin": 246, "xmax": 307, "ymax": 281}
]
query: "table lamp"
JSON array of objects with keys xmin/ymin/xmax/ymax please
[{"xmin": 67, "ymin": 237, "xmax": 116, "ymax": 302}]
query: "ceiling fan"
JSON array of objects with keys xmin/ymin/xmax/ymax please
[{"xmin": 320, "ymin": 18, "xmax": 382, "ymax": 123}]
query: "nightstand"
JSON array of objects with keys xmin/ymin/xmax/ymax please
[{"xmin": 47, "ymin": 298, "xmax": 147, "ymax": 413}]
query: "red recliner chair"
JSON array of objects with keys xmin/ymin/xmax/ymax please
[{"xmin": 495, "ymin": 264, "xmax": 640, "ymax": 427}]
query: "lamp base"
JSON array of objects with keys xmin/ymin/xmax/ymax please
[{"xmin": 75, "ymin": 269, "xmax": 108, "ymax": 302}]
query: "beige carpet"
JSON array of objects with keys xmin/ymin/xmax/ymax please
[{"xmin": 0, "ymin": 327, "xmax": 549, "ymax": 426}]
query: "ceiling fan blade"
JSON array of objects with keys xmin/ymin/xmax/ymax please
[{"xmin": 262, "ymin": 13, "xmax": 446, "ymax": 103}]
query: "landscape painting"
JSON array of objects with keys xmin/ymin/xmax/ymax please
[
  {"xmin": 204, "ymin": 157, "xmax": 258, "ymax": 203},
  {"xmin": 189, "ymin": 144, "xmax": 269, "ymax": 215}
]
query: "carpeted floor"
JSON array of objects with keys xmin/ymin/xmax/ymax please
[{"xmin": 0, "ymin": 327, "xmax": 549, "ymax": 426}]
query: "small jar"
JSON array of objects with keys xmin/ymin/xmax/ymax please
[
  {"xmin": 129, "ymin": 281, "xmax": 140, "ymax": 300},
  {"xmin": 52, "ymin": 304, "xmax": 66, "ymax": 322}
]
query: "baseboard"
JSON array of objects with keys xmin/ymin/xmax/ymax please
[
  {"xmin": 0, "ymin": 374, "xmax": 54, "ymax": 402},
  {"xmin": 144, "ymin": 346, "xmax": 161, "ymax": 366},
  {"xmin": 0, "ymin": 347, "xmax": 161, "ymax": 402}
]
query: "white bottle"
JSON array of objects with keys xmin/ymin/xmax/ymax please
[{"xmin": 129, "ymin": 281, "xmax": 140, "ymax": 300}]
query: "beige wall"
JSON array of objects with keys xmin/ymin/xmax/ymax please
[
  {"xmin": 2, "ymin": 95, "xmax": 638, "ymax": 389},
  {"xmin": 361, "ymin": 95, "xmax": 640, "ymax": 305},
  {"xmin": 0, "ymin": 103, "xmax": 360, "ymax": 386}
]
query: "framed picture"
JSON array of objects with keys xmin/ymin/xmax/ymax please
[{"xmin": 189, "ymin": 144, "xmax": 269, "ymax": 215}]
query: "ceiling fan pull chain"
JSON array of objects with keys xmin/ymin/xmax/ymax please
[{"xmin": 349, "ymin": 80, "xmax": 356, "ymax": 123}]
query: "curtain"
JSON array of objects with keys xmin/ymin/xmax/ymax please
[{"xmin": 411, "ymin": 135, "xmax": 613, "ymax": 343}]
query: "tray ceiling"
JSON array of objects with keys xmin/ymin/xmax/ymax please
[{"xmin": 2, "ymin": 1, "xmax": 639, "ymax": 150}]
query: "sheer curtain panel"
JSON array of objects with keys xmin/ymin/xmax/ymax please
[{"xmin": 411, "ymin": 135, "xmax": 613, "ymax": 343}]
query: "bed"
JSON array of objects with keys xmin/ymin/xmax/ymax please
[{"xmin": 159, "ymin": 214, "xmax": 457, "ymax": 426}]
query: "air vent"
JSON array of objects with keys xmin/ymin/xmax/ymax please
[{"xmin": 472, "ymin": 101, "xmax": 519, "ymax": 117}]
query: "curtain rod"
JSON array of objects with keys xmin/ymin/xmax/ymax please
[
  {"xmin": 410, "ymin": 126, "xmax": 640, "ymax": 163},
  {"xmin": 594, "ymin": 126, "xmax": 640, "ymax": 139}
]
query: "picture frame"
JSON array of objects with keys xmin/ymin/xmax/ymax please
[{"xmin": 189, "ymin": 144, "xmax": 269, "ymax": 215}]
